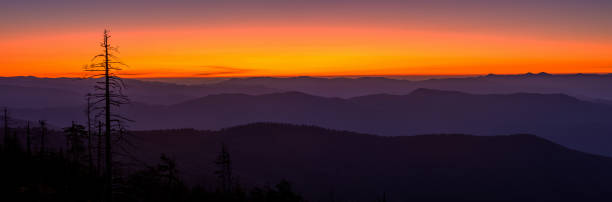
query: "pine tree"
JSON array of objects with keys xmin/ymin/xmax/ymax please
[
  {"xmin": 158, "ymin": 154, "xmax": 179, "ymax": 187},
  {"xmin": 64, "ymin": 121, "xmax": 87, "ymax": 163},
  {"xmin": 215, "ymin": 143, "xmax": 233, "ymax": 193}
]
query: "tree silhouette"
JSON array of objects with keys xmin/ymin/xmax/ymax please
[
  {"xmin": 250, "ymin": 180, "xmax": 303, "ymax": 202},
  {"xmin": 97, "ymin": 120, "xmax": 103, "ymax": 176},
  {"xmin": 376, "ymin": 192, "xmax": 388, "ymax": 202},
  {"xmin": 1, "ymin": 107, "xmax": 23, "ymax": 153},
  {"xmin": 84, "ymin": 29, "xmax": 131, "ymax": 202},
  {"xmin": 64, "ymin": 121, "xmax": 87, "ymax": 164},
  {"xmin": 86, "ymin": 94, "xmax": 95, "ymax": 173},
  {"xmin": 215, "ymin": 143, "xmax": 233, "ymax": 193},
  {"xmin": 3, "ymin": 107, "xmax": 9, "ymax": 149},
  {"xmin": 158, "ymin": 154, "xmax": 180, "ymax": 189},
  {"xmin": 26, "ymin": 121, "xmax": 31, "ymax": 156},
  {"xmin": 38, "ymin": 120, "xmax": 47, "ymax": 155}
]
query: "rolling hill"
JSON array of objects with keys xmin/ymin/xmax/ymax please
[
  {"xmin": 128, "ymin": 123, "xmax": 612, "ymax": 202},
  {"xmin": 12, "ymin": 89, "xmax": 612, "ymax": 156}
]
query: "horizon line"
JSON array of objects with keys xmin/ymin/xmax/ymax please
[{"xmin": 3, "ymin": 72, "xmax": 612, "ymax": 80}]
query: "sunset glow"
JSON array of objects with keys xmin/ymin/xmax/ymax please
[{"xmin": 2, "ymin": 0, "xmax": 611, "ymax": 78}]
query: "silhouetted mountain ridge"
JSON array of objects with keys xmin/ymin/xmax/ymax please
[
  {"xmin": 0, "ymin": 84, "xmax": 83, "ymax": 109},
  {"xmin": 6, "ymin": 74, "xmax": 612, "ymax": 108},
  {"xmin": 218, "ymin": 73, "xmax": 612, "ymax": 100},
  {"xmin": 129, "ymin": 123, "xmax": 612, "ymax": 202},
  {"xmin": 0, "ymin": 76, "xmax": 282, "ymax": 107},
  {"xmin": 12, "ymin": 89, "xmax": 612, "ymax": 156}
]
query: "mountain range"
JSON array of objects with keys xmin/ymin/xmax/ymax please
[
  {"xmin": 127, "ymin": 123, "xmax": 612, "ymax": 202},
  {"xmin": 5, "ymin": 73, "xmax": 612, "ymax": 108},
  {"xmin": 9, "ymin": 87, "xmax": 612, "ymax": 156},
  {"xmin": 0, "ymin": 76, "xmax": 278, "ymax": 107},
  {"xmin": 4, "ymin": 75, "xmax": 612, "ymax": 200},
  {"xmin": 217, "ymin": 73, "xmax": 612, "ymax": 101}
]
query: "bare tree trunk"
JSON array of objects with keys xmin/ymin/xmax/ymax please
[
  {"xmin": 87, "ymin": 95, "xmax": 94, "ymax": 173},
  {"xmin": 39, "ymin": 120, "xmax": 46, "ymax": 155},
  {"xmin": 67, "ymin": 122, "xmax": 73, "ymax": 157},
  {"xmin": 85, "ymin": 29, "xmax": 130, "ymax": 202},
  {"xmin": 26, "ymin": 121, "xmax": 31, "ymax": 156},
  {"xmin": 98, "ymin": 121, "xmax": 103, "ymax": 176},
  {"xmin": 103, "ymin": 29, "xmax": 113, "ymax": 202},
  {"xmin": 3, "ymin": 108, "xmax": 8, "ymax": 148}
]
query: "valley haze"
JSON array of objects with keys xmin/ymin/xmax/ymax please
[{"xmin": 3, "ymin": 73, "xmax": 612, "ymax": 157}]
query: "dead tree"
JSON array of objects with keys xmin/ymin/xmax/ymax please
[
  {"xmin": 3, "ymin": 107, "xmax": 9, "ymax": 147},
  {"xmin": 97, "ymin": 121, "xmax": 103, "ymax": 176},
  {"xmin": 39, "ymin": 120, "xmax": 47, "ymax": 155},
  {"xmin": 2, "ymin": 108, "xmax": 19, "ymax": 152},
  {"xmin": 26, "ymin": 121, "xmax": 31, "ymax": 156},
  {"xmin": 86, "ymin": 94, "xmax": 94, "ymax": 172},
  {"xmin": 84, "ymin": 29, "xmax": 131, "ymax": 202}
]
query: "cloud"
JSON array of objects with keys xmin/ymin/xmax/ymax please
[{"xmin": 196, "ymin": 65, "xmax": 253, "ymax": 76}]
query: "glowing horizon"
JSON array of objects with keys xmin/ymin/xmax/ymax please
[{"xmin": 2, "ymin": 0, "xmax": 611, "ymax": 78}]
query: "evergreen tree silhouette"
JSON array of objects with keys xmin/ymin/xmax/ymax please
[
  {"xmin": 158, "ymin": 154, "xmax": 179, "ymax": 187},
  {"xmin": 215, "ymin": 143, "xmax": 233, "ymax": 193},
  {"xmin": 64, "ymin": 121, "xmax": 87, "ymax": 163}
]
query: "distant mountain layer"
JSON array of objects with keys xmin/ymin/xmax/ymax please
[
  {"xmin": 0, "ymin": 84, "xmax": 83, "ymax": 108},
  {"xmin": 218, "ymin": 73, "xmax": 612, "ymax": 100},
  {"xmin": 129, "ymin": 123, "xmax": 612, "ymax": 202},
  {"xmin": 0, "ymin": 76, "xmax": 281, "ymax": 107},
  {"xmin": 5, "ymin": 73, "xmax": 612, "ymax": 108},
  {"xmin": 13, "ymin": 88, "xmax": 612, "ymax": 156}
]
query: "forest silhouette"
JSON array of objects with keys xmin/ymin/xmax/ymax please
[{"xmin": 0, "ymin": 119, "xmax": 303, "ymax": 202}]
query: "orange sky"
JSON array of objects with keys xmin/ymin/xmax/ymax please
[{"xmin": 2, "ymin": 1, "xmax": 612, "ymax": 78}]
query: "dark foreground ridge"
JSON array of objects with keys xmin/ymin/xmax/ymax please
[
  {"xmin": 3, "ymin": 122, "xmax": 612, "ymax": 201},
  {"xmin": 128, "ymin": 123, "xmax": 612, "ymax": 202}
]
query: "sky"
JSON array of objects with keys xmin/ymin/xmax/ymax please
[{"xmin": 1, "ymin": 0, "xmax": 611, "ymax": 78}]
